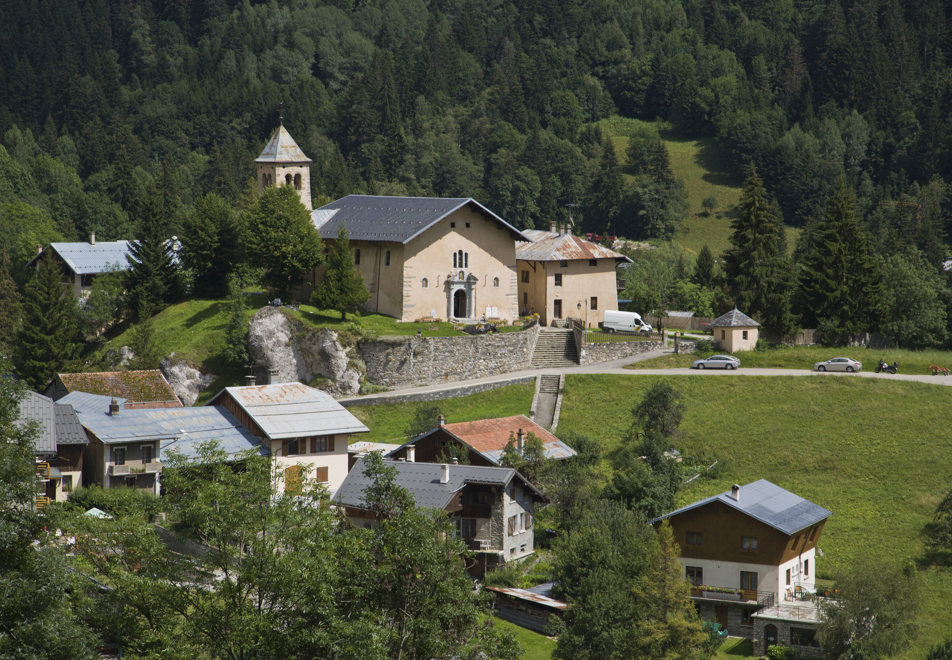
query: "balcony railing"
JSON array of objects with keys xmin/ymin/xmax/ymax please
[
  {"xmin": 109, "ymin": 462, "xmax": 162, "ymax": 476},
  {"xmin": 690, "ymin": 585, "xmax": 773, "ymax": 605},
  {"xmin": 35, "ymin": 496, "xmax": 51, "ymax": 509},
  {"xmin": 463, "ymin": 538, "xmax": 496, "ymax": 552},
  {"xmin": 36, "ymin": 462, "xmax": 50, "ymax": 479}
]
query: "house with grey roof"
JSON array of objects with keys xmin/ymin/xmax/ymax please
[
  {"xmin": 310, "ymin": 195, "xmax": 529, "ymax": 322},
  {"xmin": 28, "ymin": 236, "xmax": 131, "ymax": 298},
  {"xmin": 62, "ymin": 391, "xmax": 265, "ymax": 495},
  {"xmin": 335, "ymin": 457, "xmax": 544, "ymax": 576},
  {"xmin": 710, "ymin": 308, "xmax": 761, "ymax": 352},
  {"xmin": 207, "ymin": 382, "xmax": 369, "ymax": 496},
  {"xmin": 651, "ymin": 480, "xmax": 831, "ymax": 654},
  {"xmin": 18, "ymin": 391, "xmax": 88, "ymax": 507}
]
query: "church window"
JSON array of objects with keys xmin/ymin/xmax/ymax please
[
  {"xmin": 493, "ymin": 277, "xmax": 499, "ymax": 287},
  {"xmin": 421, "ymin": 278, "xmax": 428, "ymax": 288},
  {"xmin": 385, "ymin": 250, "xmax": 391, "ymax": 266},
  {"xmin": 294, "ymin": 173, "xmax": 302, "ymax": 190},
  {"xmin": 285, "ymin": 173, "xmax": 292, "ymax": 185},
  {"xmin": 354, "ymin": 249, "xmax": 361, "ymax": 266}
]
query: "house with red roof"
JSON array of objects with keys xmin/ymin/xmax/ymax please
[{"xmin": 386, "ymin": 414, "xmax": 576, "ymax": 467}]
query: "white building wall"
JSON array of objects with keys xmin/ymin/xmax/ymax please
[
  {"xmin": 681, "ymin": 558, "xmax": 779, "ymax": 598},
  {"xmin": 271, "ymin": 433, "xmax": 350, "ymax": 496},
  {"xmin": 778, "ymin": 549, "xmax": 817, "ymax": 596}
]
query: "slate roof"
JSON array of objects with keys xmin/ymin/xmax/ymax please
[
  {"xmin": 710, "ymin": 307, "xmax": 760, "ymax": 327},
  {"xmin": 52, "ymin": 370, "xmax": 182, "ymax": 408},
  {"xmin": 651, "ymin": 479, "xmax": 832, "ymax": 536},
  {"xmin": 334, "ymin": 458, "xmax": 541, "ymax": 511},
  {"xmin": 60, "ymin": 391, "xmax": 265, "ymax": 460},
  {"xmin": 27, "ymin": 241, "xmax": 132, "ymax": 275},
  {"xmin": 17, "ymin": 392, "xmax": 88, "ymax": 454},
  {"xmin": 389, "ymin": 415, "xmax": 576, "ymax": 465},
  {"xmin": 209, "ymin": 383, "xmax": 369, "ymax": 440},
  {"xmin": 311, "ymin": 195, "xmax": 529, "ymax": 244},
  {"xmin": 517, "ymin": 230, "xmax": 632, "ymax": 264},
  {"xmin": 255, "ymin": 124, "xmax": 311, "ymax": 163}
]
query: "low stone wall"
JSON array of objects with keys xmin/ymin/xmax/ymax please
[
  {"xmin": 340, "ymin": 375, "xmax": 536, "ymax": 406},
  {"xmin": 359, "ymin": 325, "xmax": 540, "ymax": 387},
  {"xmin": 578, "ymin": 339, "xmax": 665, "ymax": 364}
]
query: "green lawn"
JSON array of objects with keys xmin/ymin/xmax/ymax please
[
  {"xmin": 289, "ymin": 304, "xmax": 527, "ymax": 337},
  {"xmin": 630, "ymin": 344, "xmax": 952, "ymax": 376},
  {"xmin": 493, "ymin": 618, "xmax": 557, "ymax": 660},
  {"xmin": 557, "ymin": 373, "xmax": 952, "ymax": 657},
  {"xmin": 345, "ymin": 382, "xmax": 535, "ymax": 444}
]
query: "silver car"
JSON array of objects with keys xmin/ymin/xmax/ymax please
[
  {"xmin": 692, "ymin": 354, "xmax": 741, "ymax": 370},
  {"xmin": 813, "ymin": 357, "xmax": 862, "ymax": 372}
]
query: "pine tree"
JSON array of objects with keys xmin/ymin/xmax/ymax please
[
  {"xmin": 797, "ymin": 179, "xmax": 882, "ymax": 344},
  {"xmin": 723, "ymin": 166, "xmax": 796, "ymax": 336},
  {"xmin": 0, "ymin": 248, "xmax": 23, "ymax": 364},
  {"xmin": 125, "ymin": 185, "xmax": 181, "ymax": 321},
  {"xmin": 692, "ymin": 244, "xmax": 715, "ymax": 288},
  {"xmin": 14, "ymin": 253, "xmax": 83, "ymax": 389},
  {"xmin": 310, "ymin": 224, "xmax": 368, "ymax": 320}
]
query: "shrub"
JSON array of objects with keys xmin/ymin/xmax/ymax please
[{"xmin": 68, "ymin": 484, "xmax": 162, "ymax": 518}]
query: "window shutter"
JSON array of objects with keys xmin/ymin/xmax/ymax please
[
  {"xmin": 328, "ymin": 437, "xmax": 335, "ymax": 452},
  {"xmin": 316, "ymin": 466, "xmax": 328, "ymax": 482},
  {"xmin": 508, "ymin": 516, "xmax": 515, "ymax": 536},
  {"xmin": 526, "ymin": 512, "xmax": 532, "ymax": 529},
  {"xmin": 285, "ymin": 466, "xmax": 303, "ymax": 495}
]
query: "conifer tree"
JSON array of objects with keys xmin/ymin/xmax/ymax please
[
  {"xmin": 14, "ymin": 253, "xmax": 83, "ymax": 389},
  {"xmin": 692, "ymin": 244, "xmax": 716, "ymax": 288},
  {"xmin": 310, "ymin": 224, "xmax": 368, "ymax": 320},
  {"xmin": 723, "ymin": 166, "xmax": 797, "ymax": 336},
  {"xmin": 0, "ymin": 248, "xmax": 23, "ymax": 363},
  {"xmin": 125, "ymin": 184, "xmax": 182, "ymax": 321},
  {"xmin": 797, "ymin": 179, "xmax": 882, "ymax": 344}
]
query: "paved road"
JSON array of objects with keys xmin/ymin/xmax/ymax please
[{"xmin": 341, "ymin": 348, "xmax": 952, "ymax": 405}]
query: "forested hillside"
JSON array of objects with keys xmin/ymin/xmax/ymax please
[
  {"xmin": 2, "ymin": 0, "xmax": 951, "ymax": 243},
  {"xmin": 2, "ymin": 0, "xmax": 952, "ymax": 352}
]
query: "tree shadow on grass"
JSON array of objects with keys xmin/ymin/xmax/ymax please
[
  {"xmin": 718, "ymin": 636, "xmax": 754, "ymax": 656},
  {"xmin": 183, "ymin": 301, "xmax": 228, "ymax": 329}
]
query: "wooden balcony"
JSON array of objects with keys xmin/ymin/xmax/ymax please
[
  {"xmin": 36, "ymin": 462, "xmax": 50, "ymax": 479},
  {"xmin": 35, "ymin": 496, "xmax": 51, "ymax": 509},
  {"xmin": 463, "ymin": 538, "xmax": 497, "ymax": 552}
]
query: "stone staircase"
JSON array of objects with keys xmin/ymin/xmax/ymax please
[
  {"xmin": 530, "ymin": 328, "xmax": 578, "ymax": 367},
  {"xmin": 539, "ymin": 374, "xmax": 561, "ymax": 394}
]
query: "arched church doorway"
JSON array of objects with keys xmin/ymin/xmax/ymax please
[{"xmin": 453, "ymin": 290, "xmax": 468, "ymax": 318}]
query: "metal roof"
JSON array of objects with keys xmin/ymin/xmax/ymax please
[
  {"xmin": 485, "ymin": 585, "xmax": 568, "ymax": 611},
  {"xmin": 60, "ymin": 391, "xmax": 265, "ymax": 460},
  {"xmin": 348, "ymin": 441, "xmax": 403, "ymax": 455},
  {"xmin": 517, "ymin": 230, "xmax": 632, "ymax": 263},
  {"xmin": 53, "ymin": 403, "xmax": 89, "ymax": 445},
  {"xmin": 211, "ymin": 383, "xmax": 369, "ymax": 439},
  {"xmin": 710, "ymin": 307, "xmax": 760, "ymax": 328},
  {"xmin": 335, "ymin": 458, "xmax": 541, "ymax": 511},
  {"xmin": 18, "ymin": 391, "xmax": 57, "ymax": 454},
  {"xmin": 255, "ymin": 124, "xmax": 312, "ymax": 163},
  {"xmin": 312, "ymin": 195, "xmax": 529, "ymax": 244},
  {"xmin": 652, "ymin": 479, "xmax": 831, "ymax": 536},
  {"xmin": 28, "ymin": 241, "xmax": 132, "ymax": 275}
]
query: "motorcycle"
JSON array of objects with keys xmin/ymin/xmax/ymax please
[{"xmin": 875, "ymin": 359, "xmax": 898, "ymax": 374}]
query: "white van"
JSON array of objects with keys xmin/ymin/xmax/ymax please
[{"xmin": 602, "ymin": 310, "xmax": 652, "ymax": 334}]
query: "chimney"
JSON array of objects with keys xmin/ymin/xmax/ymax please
[
  {"xmin": 108, "ymin": 398, "xmax": 120, "ymax": 416},
  {"xmin": 267, "ymin": 368, "xmax": 279, "ymax": 385},
  {"xmin": 438, "ymin": 414, "xmax": 445, "ymax": 427},
  {"xmin": 407, "ymin": 445, "xmax": 416, "ymax": 463},
  {"xmin": 244, "ymin": 372, "xmax": 256, "ymax": 386},
  {"xmin": 440, "ymin": 463, "xmax": 449, "ymax": 484},
  {"xmin": 730, "ymin": 484, "xmax": 741, "ymax": 501},
  {"xmin": 549, "ymin": 221, "xmax": 557, "ymax": 233},
  {"xmin": 516, "ymin": 428, "xmax": 526, "ymax": 454},
  {"xmin": 451, "ymin": 457, "xmax": 458, "ymax": 465},
  {"xmin": 90, "ymin": 232, "xmax": 96, "ymax": 246},
  {"xmin": 36, "ymin": 244, "xmax": 43, "ymax": 256}
]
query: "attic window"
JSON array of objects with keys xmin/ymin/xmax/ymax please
[
  {"xmin": 741, "ymin": 536, "xmax": 758, "ymax": 552},
  {"xmin": 450, "ymin": 222, "xmax": 456, "ymax": 228},
  {"xmin": 686, "ymin": 531, "xmax": 702, "ymax": 545},
  {"xmin": 560, "ymin": 260, "xmax": 568, "ymax": 268},
  {"xmin": 466, "ymin": 222, "xmax": 470, "ymax": 228}
]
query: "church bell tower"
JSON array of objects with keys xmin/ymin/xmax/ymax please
[{"xmin": 255, "ymin": 115, "xmax": 313, "ymax": 211}]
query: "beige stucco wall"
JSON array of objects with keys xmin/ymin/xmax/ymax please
[
  {"xmin": 347, "ymin": 242, "xmax": 406, "ymax": 318},
  {"xmin": 270, "ymin": 433, "xmax": 350, "ymax": 496},
  {"xmin": 715, "ymin": 326, "xmax": 759, "ymax": 352},
  {"xmin": 517, "ymin": 258, "xmax": 619, "ymax": 327}
]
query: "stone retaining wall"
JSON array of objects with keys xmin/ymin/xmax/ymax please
[
  {"xmin": 578, "ymin": 339, "xmax": 664, "ymax": 364},
  {"xmin": 359, "ymin": 325, "xmax": 540, "ymax": 387}
]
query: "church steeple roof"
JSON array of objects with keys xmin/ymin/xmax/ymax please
[{"xmin": 255, "ymin": 124, "xmax": 311, "ymax": 164}]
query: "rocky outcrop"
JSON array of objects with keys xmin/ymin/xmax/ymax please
[
  {"xmin": 160, "ymin": 354, "xmax": 214, "ymax": 406},
  {"xmin": 247, "ymin": 306, "xmax": 362, "ymax": 396}
]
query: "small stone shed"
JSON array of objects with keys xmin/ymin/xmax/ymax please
[{"xmin": 711, "ymin": 308, "xmax": 760, "ymax": 352}]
